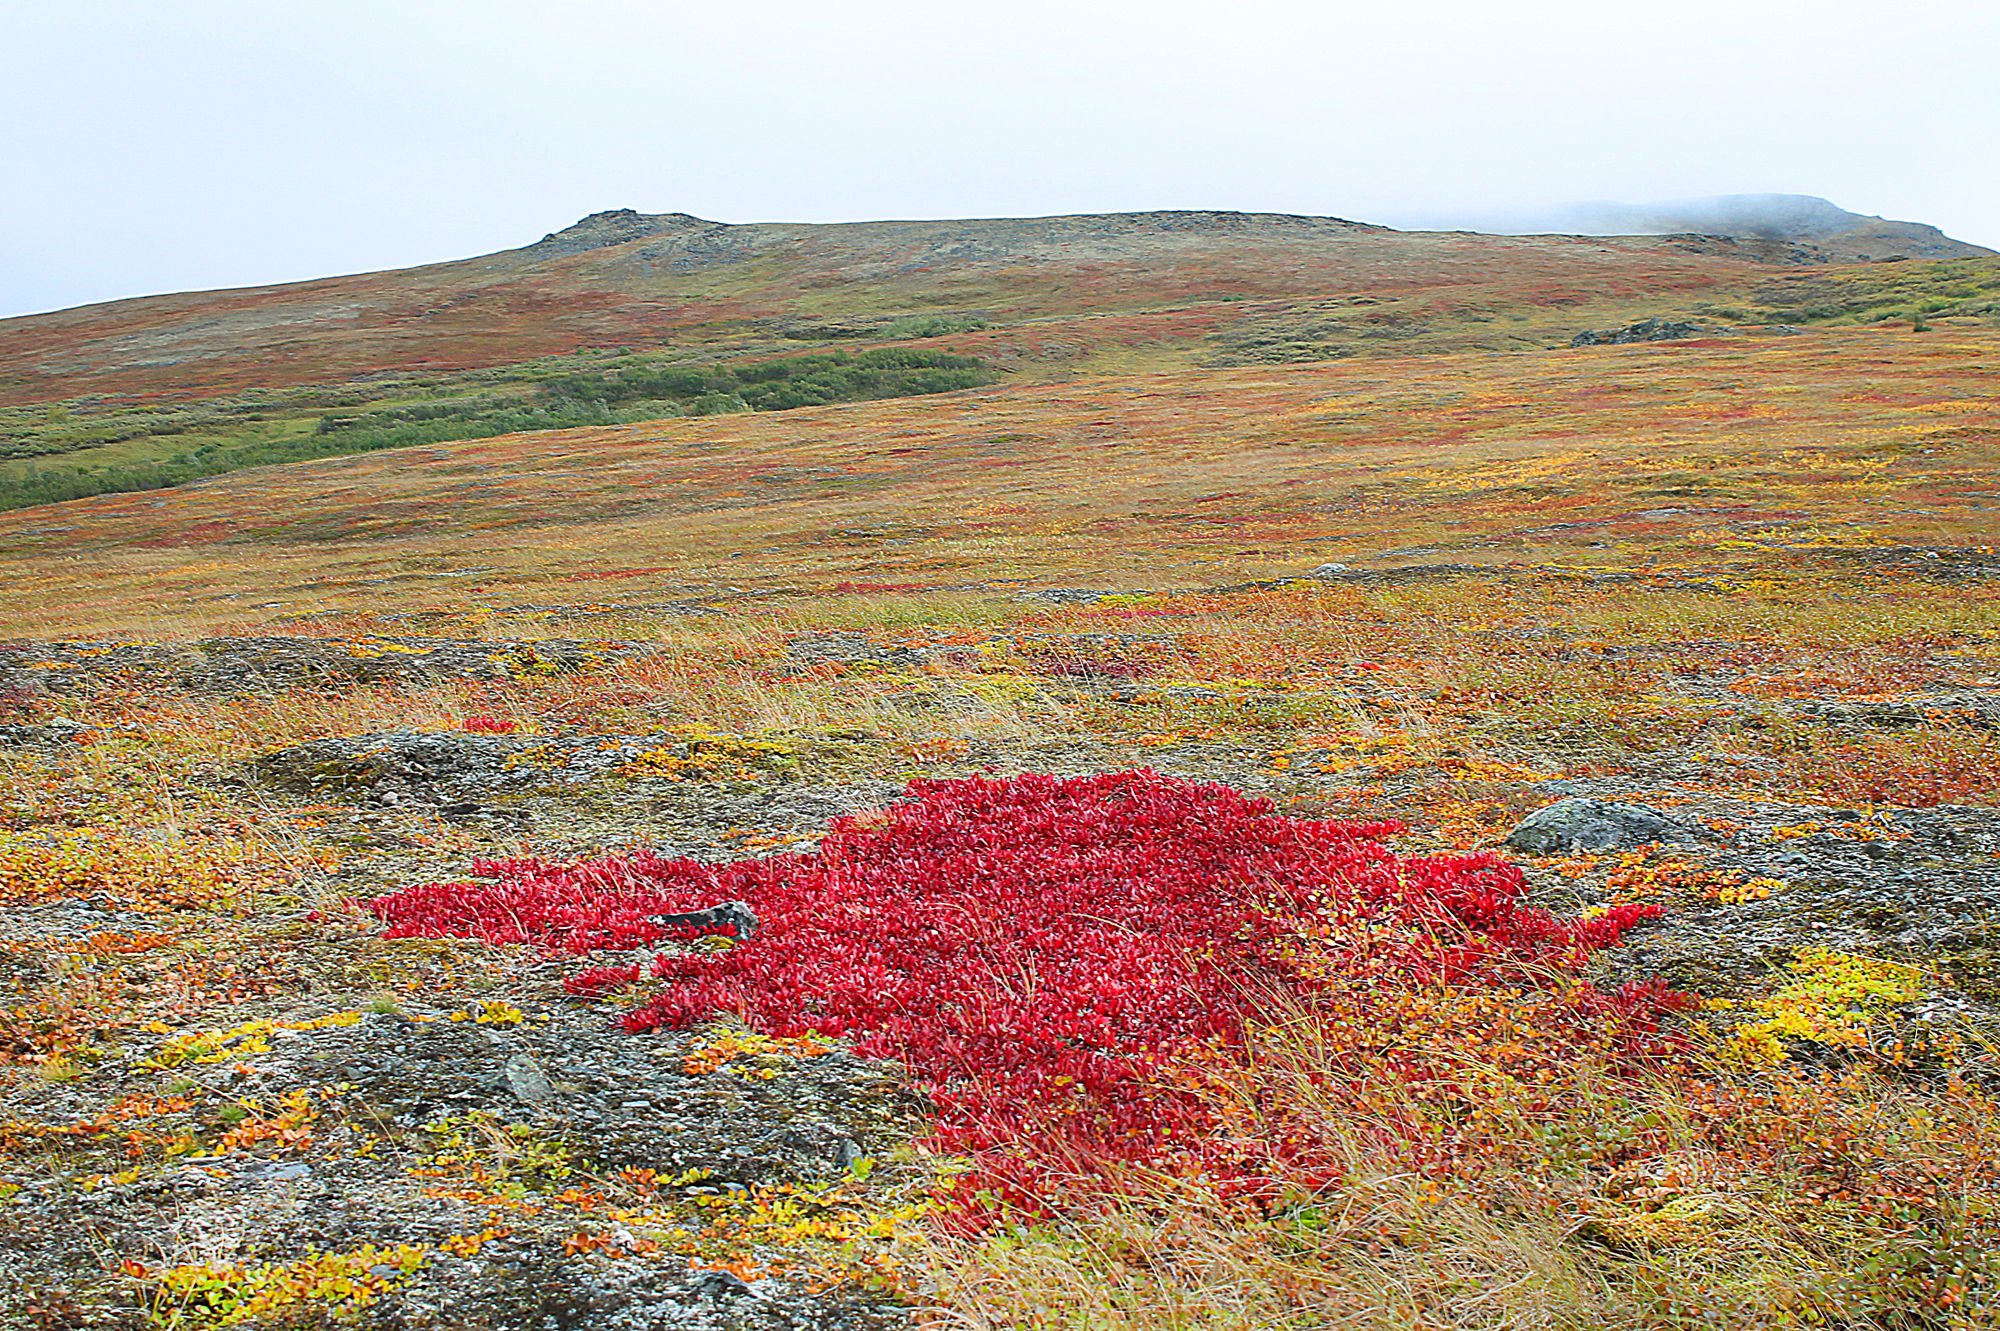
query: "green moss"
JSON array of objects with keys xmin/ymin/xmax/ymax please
[{"xmin": 0, "ymin": 346, "xmax": 999, "ymax": 513}]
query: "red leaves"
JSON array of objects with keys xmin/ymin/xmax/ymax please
[{"xmin": 370, "ymin": 771, "xmax": 1678, "ymax": 1220}]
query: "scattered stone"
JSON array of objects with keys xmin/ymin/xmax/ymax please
[
  {"xmin": 504, "ymin": 1051, "xmax": 554, "ymax": 1104},
  {"xmin": 253, "ymin": 729, "xmax": 896, "ymax": 852},
  {"xmin": 1590, "ymin": 801, "xmax": 2000, "ymax": 1036},
  {"xmin": 692, "ymin": 1268, "xmax": 755, "ymax": 1299},
  {"xmin": 1012, "ymin": 588, "xmax": 1129, "ymax": 605},
  {"xmin": 0, "ymin": 636, "xmax": 657, "ymax": 698},
  {"xmin": 1280, "ymin": 562, "xmax": 1499, "ymax": 588},
  {"xmin": 0, "ymin": 900, "xmax": 157, "ymax": 945},
  {"xmin": 257, "ymin": 730, "xmax": 636, "ymax": 799},
  {"xmin": 1788, "ymin": 690, "xmax": 2000, "ymax": 732},
  {"xmin": 0, "ymin": 1001, "xmax": 926, "ymax": 1322},
  {"xmin": 0, "ymin": 716, "xmax": 96, "ymax": 746},
  {"xmin": 783, "ymin": 633, "xmax": 961, "ymax": 672}
]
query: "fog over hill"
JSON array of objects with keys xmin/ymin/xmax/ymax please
[{"xmin": 1432, "ymin": 194, "xmax": 1995, "ymax": 262}]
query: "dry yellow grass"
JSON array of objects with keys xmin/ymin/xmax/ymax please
[{"xmin": 923, "ymin": 1003, "xmax": 2000, "ymax": 1330}]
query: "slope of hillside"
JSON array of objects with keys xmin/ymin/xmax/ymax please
[
  {"xmin": 0, "ymin": 209, "xmax": 1780, "ymax": 404},
  {"xmin": 4, "ymin": 323, "xmax": 1994, "ymax": 627},
  {"xmin": 8, "ymin": 204, "xmax": 2000, "ymax": 517},
  {"xmin": 4, "ymin": 321, "xmax": 1999, "ymax": 1326}
]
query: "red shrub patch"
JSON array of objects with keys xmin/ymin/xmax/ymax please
[{"xmin": 370, "ymin": 772, "xmax": 1676, "ymax": 1219}]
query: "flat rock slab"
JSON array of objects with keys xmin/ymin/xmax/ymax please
[
  {"xmin": 0, "ymin": 636, "xmax": 656, "ymax": 696},
  {"xmin": 1, "ymin": 1005, "xmax": 922, "ymax": 1327},
  {"xmin": 1787, "ymin": 691, "xmax": 2000, "ymax": 732},
  {"xmin": 253, "ymin": 731, "xmax": 899, "ymax": 849},
  {"xmin": 257, "ymin": 730, "xmax": 661, "ymax": 798}
]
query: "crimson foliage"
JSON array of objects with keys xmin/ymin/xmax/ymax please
[{"xmin": 370, "ymin": 771, "xmax": 1671, "ymax": 1216}]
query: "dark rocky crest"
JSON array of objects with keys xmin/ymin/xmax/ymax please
[{"xmin": 525, "ymin": 208, "xmax": 725, "ymax": 258}]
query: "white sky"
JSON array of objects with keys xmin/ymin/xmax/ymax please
[{"xmin": 4, "ymin": 0, "xmax": 1997, "ymax": 318}]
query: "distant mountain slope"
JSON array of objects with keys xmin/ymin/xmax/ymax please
[
  {"xmin": 0, "ymin": 209, "xmax": 1782, "ymax": 403},
  {"xmin": 4, "ymin": 202, "xmax": 1997, "ymax": 515},
  {"xmin": 1495, "ymin": 194, "xmax": 1994, "ymax": 263}
]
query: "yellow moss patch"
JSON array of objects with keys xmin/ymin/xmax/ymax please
[
  {"xmin": 682, "ymin": 1028, "xmax": 834, "ymax": 1078},
  {"xmin": 138, "ymin": 1012, "xmax": 364, "ymax": 1071},
  {"xmin": 138, "ymin": 1242, "xmax": 427, "ymax": 1327},
  {"xmin": 1723, "ymin": 947, "xmax": 1931, "ymax": 1065},
  {"xmin": 620, "ymin": 725, "xmax": 799, "ymax": 782}
]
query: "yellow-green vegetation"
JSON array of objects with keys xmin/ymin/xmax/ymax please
[
  {"xmin": 1722, "ymin": 947, "xmax": 1934, "ymax": 1065},
  {"xmin": 416, "ymin": 1112, "xmax": 579, "ymax": 1197},
  {"xmin": 141, "ymin": 1242, "xmax": 428, "ymax": 1328},
  {"xmin": 0, "ymin": 347, "xmax": 998, "ymax": 512}
]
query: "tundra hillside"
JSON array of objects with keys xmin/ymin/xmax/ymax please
[{"xmin": 1, "ymin": 209, "xmax": 1997, "ymax": 1329}]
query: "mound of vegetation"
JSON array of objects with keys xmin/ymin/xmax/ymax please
[
  {"xmin": 0, "ymin": 400, "xmax": 632, "ymax": 511},
  {"xmin": 0, "ymin": 347, "xmax": 997, "ymax": 513},
  {"xmin": 1704, "ymin": 256, "xmax": 2000, "ymax": 328},
  {"xmin": 370, "ymin": 770, "xmax": 1675, "ymax": 1225},
  {"xmin": 542, "ymin": 346, "xmax": 994, "ymax": 414}
]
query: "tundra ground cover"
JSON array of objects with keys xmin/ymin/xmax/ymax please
[
  {"xmin": 4, "ymin": 325, "xmax": 1996, "ymax": 637},
  {"xmin": 0, "ymin": 316, "xmax": 1996, "ymax": 1326}
]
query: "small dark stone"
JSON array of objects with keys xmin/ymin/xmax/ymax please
[
  {"xmin": 648, "ymin": 900, "xmax": 759, "ymax": 940},
  {"xmin": 691, "ymin": 1269, "xmax": 754, "ymax": 1298}
]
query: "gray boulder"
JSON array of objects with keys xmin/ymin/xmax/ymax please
[
  {"xmin": 1506, "ymin": 797, "xmax": 1696, "ymax": 854},
  {"xmin": 1571, "ymin": 317, "xmax": 1719, "ymax": 347}
]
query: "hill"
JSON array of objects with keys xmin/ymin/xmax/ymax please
[
  {"xmin": 0, "ymin": 208, "xmax": 1760, "ymax": 402},
  {"xmin": 5, "ymin": 204, "xmax": 2000, "ymax": 513}
]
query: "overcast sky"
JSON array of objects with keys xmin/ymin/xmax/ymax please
[{"xmin": 4, "ymin": 0, "xmax": 1996, "ymax": 318}]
